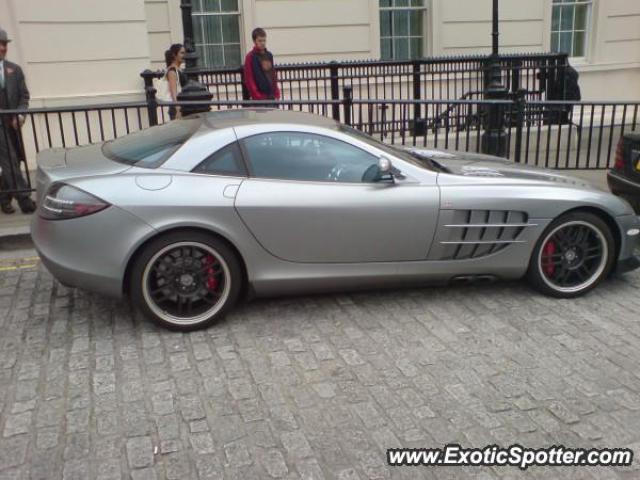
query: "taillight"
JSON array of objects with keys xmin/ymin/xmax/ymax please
[
  {"xmin": 613, "ymin": 139, "xmax": 625, "ymax": 170},
  {"xmin": 39, "ymin": 184, "xmax": 110, "ymax": 220}
]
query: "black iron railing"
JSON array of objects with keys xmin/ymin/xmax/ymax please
[
  {"xmin": 182, "ymin": 53, "xmax": 568, "ymax": 102},
  {"xmin": 141, "ymin": 52, "xmax": 569, "ymax": 135},
  {"xmin": 0, "ymin": 103, "xmax": 151, "ymax": 199},
  {"xmin": 343, "ymin": 99, "xmax": 640, "ymax": 170},
  {"xmin": 1, "ymin": 97, "xmax": 638, "ymax": 198}
]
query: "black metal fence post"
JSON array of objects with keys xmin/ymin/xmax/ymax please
[
  {"xmin": 330, "ymin": 61, "xmax": 340, "ymax": 121},
  {"xmin": 513, "ymin": 89, "xmax": 526, "ymax": 163},
  {"xmin": 140, "ymin": 69, "xmax": 163, "ymax": 126},
  {"xmin": 481, "ymin": 0, "xmax": 508, "ymax": 157},
  {"xmin": 180, "ymin": 0, "xmax": 199, "ymax": 81},
  {"xmin": 343, "ymin": 86, "xmax": 353, "ymax": 126},
  {"xmin": 511, "ymin": 59, "xmax": 521, "ymax": 95},
  {"xmin": 557, "ymin": 54, "xmax": 569, "ymax": 100},
  {"xmin": 412, "ymin": 60, "xmax": 426, "ymax": 135},
  {"xmin": 481, "ymin": 61, "xmax": 509, "ymax": 157},
  {"xmin": 240, "ymin": 70, "xmax": 250, "ymax": 100}
]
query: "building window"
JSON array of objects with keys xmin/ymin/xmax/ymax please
[
  {"xmin": 551, "ymin": 0, "xmax": 591, "ymax": 57},
  {"xmin": 380, "ymin": 0, "xmax": 426, "ymax": 60},
  {"xmin": 192, "ymin": 0, "xmax": 242, "ymax": 67}
]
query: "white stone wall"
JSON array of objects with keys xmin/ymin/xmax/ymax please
[
  {"xmin": 145, "ymin": 0, "xmax": 183, "ymax": 70},
  {"xmin": 4, "ymin": 0, "xmax": 153, "ymax": 105},
  {"xmin": 0, "ymin": 0, "xmax": 638, "ymax": 104},
  {"xmin": 435, "ymin": 0, "xmax": 546, "ymax": 54},
  {"xmin": 247, "ymin": 0, "xmax": 378, "ymax": 62}
]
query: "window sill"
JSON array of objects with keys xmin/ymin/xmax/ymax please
[
  {"xmin": 567, "ymin": 57, "xmax": 589, "ymax": 66},
  {"xmin": 572, "ymin": 61, "xmax": 640, "ymax": 73}
]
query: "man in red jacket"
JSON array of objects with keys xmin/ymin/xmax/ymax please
[{"xmin": 243, "ymin": 28, "xmax": 280, "ymax": 101}]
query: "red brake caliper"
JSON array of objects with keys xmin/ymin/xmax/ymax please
[
  {"xmin": 204, "ymin": 256, "xmax": 218, "ymax": 291},
  {"xmin": 542, "ymin": 240, "xmax": 557, "ymax": 277}
]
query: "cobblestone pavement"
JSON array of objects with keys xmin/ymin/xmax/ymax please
[{"xmin": 1, "ymin": 255, "xmax": 640, "ymax": 480}]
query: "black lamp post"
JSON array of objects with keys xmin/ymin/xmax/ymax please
[
  {"xmin": 180, "ymin": 0, "xmax": 199, "ymax": 81},
  {"xmin": 491, "ymin": 0, "xmax": 500, "ymax": 57},
  {"xmin": 177, "ymin": 0, "xmax": 213, "ymax": 115},
  {"xmin": 481, "ymin": 0, "xmax": 508, "ymax": 157}
]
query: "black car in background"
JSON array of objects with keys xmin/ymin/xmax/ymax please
[{"xmin": 608, "ymin": 132, "xmax": 640, "ymax": 213}]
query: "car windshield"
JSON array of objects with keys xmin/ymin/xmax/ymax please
[
  {"xmin": 102, "ymin": 118, "xmax": 202, "ymax": 168},
  {"xmin": 339, "ymin": 125, "xmax": 445, "ymax": 172}
]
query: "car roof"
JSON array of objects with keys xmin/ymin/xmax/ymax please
[{"xmin": 199, "ymin": 108, "xmax": 339, "ymax": 130}]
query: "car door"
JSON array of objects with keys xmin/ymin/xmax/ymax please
[{"xmin": 234, "ymin": 128, "xmax": 440, "ymax": 263}]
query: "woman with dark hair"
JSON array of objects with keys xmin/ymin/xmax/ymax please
[{"xmin": 164, "ymin": 44, "xmax": 187, "ymax": 120}]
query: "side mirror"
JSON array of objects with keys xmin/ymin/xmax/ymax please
[
  {"xmin": 378, "ymin": 157, "xmax": 392, "ymax": 175},
  {"xmin": 362, "ymin": 156, "xmax": 399, "ymax": 183}
]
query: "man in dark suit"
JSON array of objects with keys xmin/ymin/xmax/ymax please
[{"xmin": 0, "ymin": 27, "xmax": 35, "ymax": 214}]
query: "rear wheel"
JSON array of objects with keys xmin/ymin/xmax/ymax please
[
  {"xmin": 527, "ymin": 212, "xmax": 615, "ymax": 298},
  {"xmin": 130, "ymin": 232, "xmax": 242, "ymax": 331}
]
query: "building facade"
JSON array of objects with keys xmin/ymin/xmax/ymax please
[{"xmin": 0, "ymin": 0, "xmax": 638, "ymax": 106}]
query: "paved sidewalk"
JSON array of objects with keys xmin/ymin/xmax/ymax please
[
  {"xmin": 1, "ymin": 256, "xmax": 640, "ymax": 479},
  {"xmin": 0, "ymin": 211, "xmax": 31, "ymax": 239}
]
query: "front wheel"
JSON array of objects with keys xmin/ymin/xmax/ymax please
[
  {"xmin": 527, "ymin": 212, "xmax": 616, "ymax": 298},
  {"xmin": 130, "ymin": 232, "xmax": 242, "ymax": 331}
]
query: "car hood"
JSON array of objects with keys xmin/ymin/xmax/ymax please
[{"xmin": 404, "ymin": 147, "xmax": 596, "ymax": 189}]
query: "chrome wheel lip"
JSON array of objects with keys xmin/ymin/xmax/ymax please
[
  {"xmin": 142, "ymin": 241, "xmax": 231, "ymax": 326},
  {"xmin": 537, "ymin": 220, "xmax": 608, "ymax": 294}
]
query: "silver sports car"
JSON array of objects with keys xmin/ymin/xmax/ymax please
[{"xmin": 31, "ymin": 109, "xmax": 640, "ymax": 330}]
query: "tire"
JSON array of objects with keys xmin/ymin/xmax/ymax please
[
  {"xmin": 130, "ymin": 231, "xmax": 242, "ymax": 331},
  {"xmin": 527, "ymin": 212, "xmax": 616, "ymax": 298}
]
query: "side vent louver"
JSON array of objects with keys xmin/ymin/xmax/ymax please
[{"xmin": 432, "ymin": 210, "xmax": 534, "ymax": 260}]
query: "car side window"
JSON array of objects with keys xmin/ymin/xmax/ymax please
[
  {"xmin": 241, "ymin": 132, "xmax": 379, "ymax": 183},
  {"xmin": 193, "ymin": 142, "xmax": 247, "ymax": 177}
]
